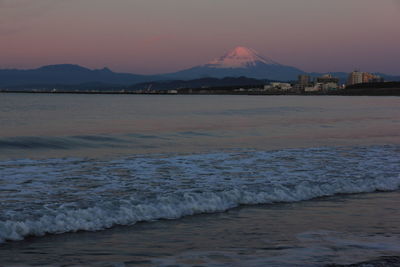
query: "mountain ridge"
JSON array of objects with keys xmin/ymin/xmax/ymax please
[
  {"xmin": 0, "ymin": 64, "xmax": 163, "ymax": 87},
  {"xmin": 1, "ymin": 46, "xmax": 399, "ymax": 87}
]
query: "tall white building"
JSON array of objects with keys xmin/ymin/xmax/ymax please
[{"xmin": 347, "ymin": 71, "xmax": 364, "ymax": 85}]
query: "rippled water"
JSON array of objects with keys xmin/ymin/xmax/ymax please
[
  {"xmin": 1, "ymin": 94, "xmax": 400, "ymax": 159},
  {"xmin": 0, "ymin": 94, "xmax": 399, "ymax": 266}
]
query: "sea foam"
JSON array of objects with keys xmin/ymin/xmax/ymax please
[{"xmin": 0, "ymin": 145, "xmax": 399, "ymax": 243}]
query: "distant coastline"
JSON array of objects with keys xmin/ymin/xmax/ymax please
[
  {"xmin": 1, "ymin": 62, "xmax": 400, "ymax": 97},
  {"xmin": 1, "ymin": 75, "xmax": 399, "ymax": 96},
  {"xmin": 1, "ymin": 86, "xmax": 399, "ymax": 96}
]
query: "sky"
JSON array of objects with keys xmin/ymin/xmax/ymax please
[{"xmin": 1, "ymin": 0, "xmax": 399, "ymax": 75}]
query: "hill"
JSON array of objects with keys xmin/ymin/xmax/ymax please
[{"xmin": 0, "ymin": 64, "xmax": 162, "ymax": 87}]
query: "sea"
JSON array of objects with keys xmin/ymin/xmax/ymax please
[{"xmin": 0, "ymin": 94, "xmax": 399, "ymax": 266}]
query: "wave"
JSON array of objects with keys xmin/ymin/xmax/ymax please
[
  {"xmin": 1, "ymin": 172, "xmax": 399, "ymax": 243},
  {"xmin": 0, "ymin": 135, "xmax": 128, "ymax": 150},
  {"xmin": 0, "ymin": 136, "xmax": 80, "ymax": 150},
  {"xmin": 1, "ymin": 145, "xmax": 399, "ymax": 243},
  {"xmin": 0, "ymin": 133, "xmax": 175, "ymax": 151}
]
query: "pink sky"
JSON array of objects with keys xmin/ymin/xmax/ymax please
[{"xmin": 1, "ymin": 0, "xmax": 399, "ymax": 75}]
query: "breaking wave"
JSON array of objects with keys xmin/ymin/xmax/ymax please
[
  {"xmin": 0, "ymin": 133, "xmax": 167, "ymax": 151},
  {"xmin": 0, "ymin": 145, "xmax": 399, "ymax": 243},
  {"xmin": 0, "ymin": 135, "xmax": 127, "ymax": 150}
]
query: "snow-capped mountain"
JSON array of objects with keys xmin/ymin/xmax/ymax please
[
  {"xmin": 207, "ymin": 46, "xmax": 279, "ymax": 68},
  {"xmin": 164, "ymin": 46, "xmax": 305, "ymax": 81}
]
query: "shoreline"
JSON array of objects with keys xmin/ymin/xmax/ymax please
[
  {"xmin": 2, "ymin": 191, "xmax": 400, "ymax": 266},
  {"xmin": 1, "ymin": 90, "xmax": 400, "ymax": 96}
]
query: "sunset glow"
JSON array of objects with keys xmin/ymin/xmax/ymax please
[{"xmin": 1, "ymin": 0, "xmax": 399, "ymax": 75}]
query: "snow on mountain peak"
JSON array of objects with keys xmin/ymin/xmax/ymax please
[{"xmin": 207, "ymin": 46, "xmax": 280, "ymax": 68}]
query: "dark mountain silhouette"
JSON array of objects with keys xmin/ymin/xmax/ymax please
[{"xmin": 0, "ymin": 64, "xmax": 162, "ymax": 87}]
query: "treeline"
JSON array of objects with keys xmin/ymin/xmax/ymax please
[
  {"xmin": 129, "ymin": 77, "xmax": 269, "ymax": 90},
  {"xmin": 0, "ymin": 77, "xmax": 269, "ymax": 93},
  {"xmin": 0, "ymin": 82, "xmax": 124, "ymax": 92},
  {"xmin": 340, "ymin": 82, "xmax": 400, "ymax": 96},
  {"xmin": 175, "ymin": 84, "xmax": 264, "ymax": 94},
  {"xmin": 346, "ymin": 82, "xmax": 400, "ymax": 89}
]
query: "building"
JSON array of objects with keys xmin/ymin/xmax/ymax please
[
  {"xmin": 347, "ymin": 71, "xmax": 364, "ymax": 85},
  {"xmin": 317, "ymin": 74, "xmax": 340, "ymax": 85},
  {"xmin": 362, "ymin": 72, "xmax": 375, "ymax": 83},
  {"xmin": 370, "ymin": 76, "xmax": 384, "ymax": 83},
  {"xmin": 347, "ymin": 71, "xmax": 383, "ymax": 85},
  {"xmin": 363, "ymin": 72, "xmax": 384, "ymax": 83},
  {"xmin": 304, "ymin": 84, "xmax": 322, "ymax": 92},
  {"xmin": 294, "ymin": 75, "xmax": 312, "ymax": 93},
  {"xmin": 264, "ymin": 82, "xmax": 292, "ymax": 92},
  {"xmin": 321, "ymin": 82, "xmax": 339, "ymax": 91},
  {"xmin": 298, "ymin": 75, "xmax": 311, "ymax": 85},
  {"xmin": 314, "ymin": 74, "xmax": 340, "ymax": 92}
]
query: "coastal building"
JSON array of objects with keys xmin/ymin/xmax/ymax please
[
  {"xmin": 294, "ymin": 75, "xmax": 312, "ymax": 93},
  {"xmin": 298, "ymin": 75, "xmax": 311, "ymax": 86},
  {"xmin": 294, "ymin": 74, "xmax": 340, "ymax": 93},
  {"xmin": 264, "ymin": 82, "xmax": 292, "ymax": 92},
  {"xmin": 316, "ymin": 74, "xmax": 340, "ymax": 92},
  {"xmin": 370, "ymin": 76, "xmax": 385, "ymax": 83},
  {"xmin": 363, "ymin": 72, "xmax": 384, "ymax": 83},
  {"xmin": 317, "ymin": 74, "xmax": 339, "ymax": 85},
  {"xmin": 304, "ymin": 84, "xmax": 322, "ymax": 92},
  {"xmin": 321, "ymin": 82, "xmax": 339, "ymax": 91},
  {"xmin": 347, "ymin": 71, "xmax": 383, "ymax": 85},
  {"xmin": 347, "ymin": 71, "xmax": 364, "ymax": 85},
  {"xmin": 272, "ymin": 82, "xmax": 292, "ymax": 90},
  {"xmin": 363, "ymin": 72, "xmax": 375, "ymax": 83}
]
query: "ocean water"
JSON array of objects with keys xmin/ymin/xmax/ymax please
[{"xmin": 0, "ymin": 94, "xmax": 399, "ymax": 266}]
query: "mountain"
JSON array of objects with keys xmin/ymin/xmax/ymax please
[
  {"xmin": 1, "ymin": 48, "xmax": 399, "ymax": 88},
  {"xmin": 163, "ymin": 46, "xmax": 305, "ymax": 81},
  {"xmin": 0, "ymin": 64, "xmax": 162, "ymax": 87},
  {"xmin": 208, "ymin": 46, "xmax": 280, "ymax": 68}
]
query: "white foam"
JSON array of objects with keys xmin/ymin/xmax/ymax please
[
  {"xmin": 1, "ymin": 175, "xmax": 399, "ymax": 243},
  {"xmin": 1, "ymin": 145, "xmax": 399, "ymax": 243}
]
